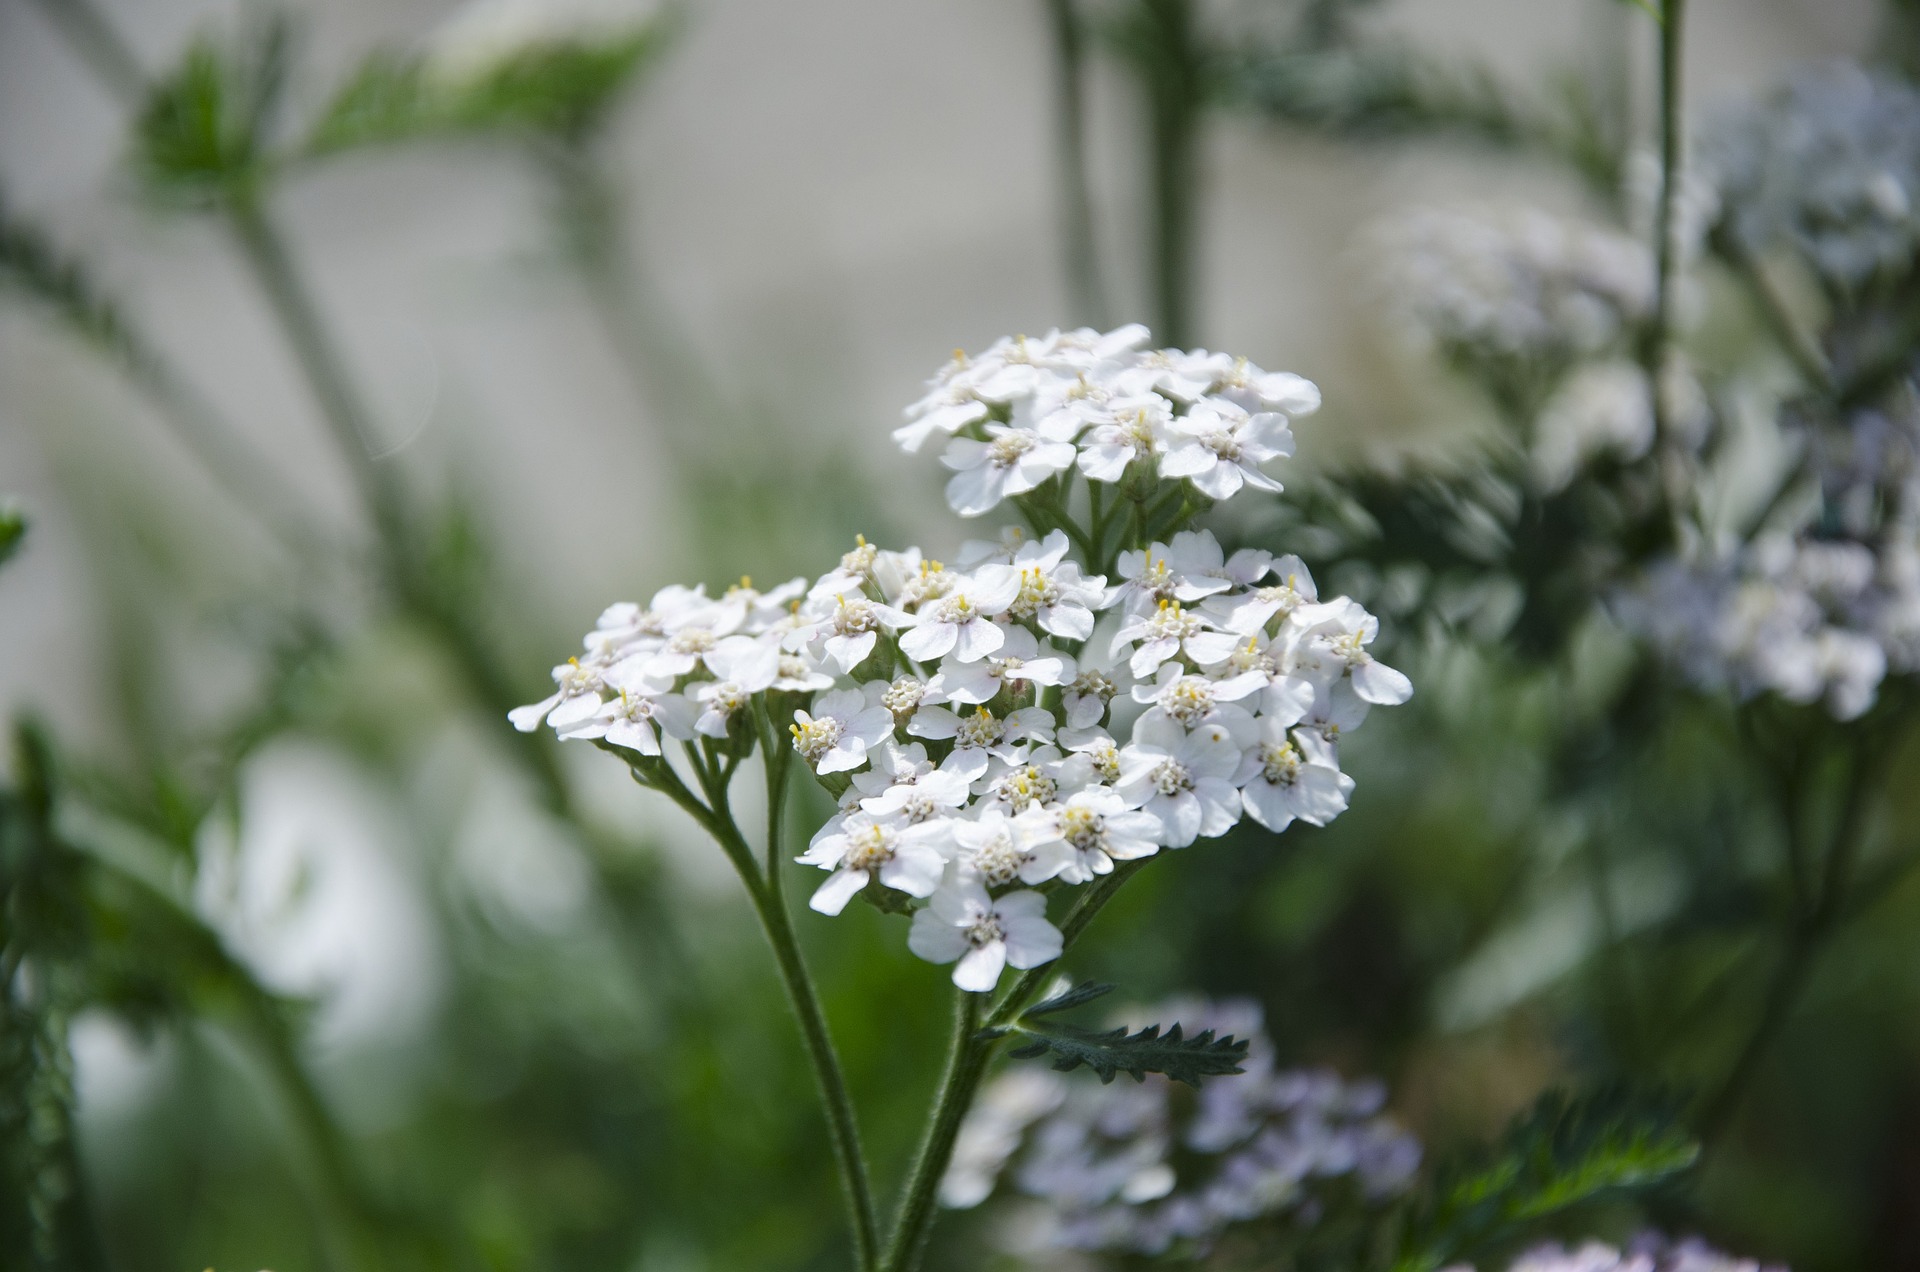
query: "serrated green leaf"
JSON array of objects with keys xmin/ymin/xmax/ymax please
[
  {"xmin": 1008, "ymin": 1020, "xmax": 1249, "ymax": 1087},
  {"xmin": 1021, "ymin": 980, "xmax": 1116, "ymax": 1019},
  {"xmin": 1393, "ymin": 1088, "xmax": 1699, "ymax": 1272}
]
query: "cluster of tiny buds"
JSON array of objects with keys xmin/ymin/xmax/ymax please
[{"xmin": 513, "ymin": 330, "xmax": 1409, "ymax": 991}]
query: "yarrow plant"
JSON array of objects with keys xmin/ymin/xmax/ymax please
[{"xmin": 511, "ymin": 325, "xmax": 1409, "ymax": 1270}]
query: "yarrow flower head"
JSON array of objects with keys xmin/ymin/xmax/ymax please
[
  {"xmin": 512, "ymin": 325, "xmax": 1410, "ymax": 992},
  {"xmin": 895, "ymin": 326, "xmax": 1319, "ymax": 519}
]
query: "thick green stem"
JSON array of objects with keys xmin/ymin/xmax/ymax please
[
  {"xmin": 1138, "ymin": 0, "xmax": 1202, "ymax": 348},
  {"xmin": 881, "ymin": 860, "xmax": 1147, "ymax": 1272},
  {"xmin": 1043, "ymin": 0, "xmax": 1109, "ymax": 325}
]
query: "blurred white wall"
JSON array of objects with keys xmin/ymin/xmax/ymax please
[{"xmin": 0, "ymin": 0, "xmax": 1879, "ymax": 752}]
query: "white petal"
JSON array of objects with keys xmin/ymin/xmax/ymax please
[
  {"xmin": 953, "ymin": 942, "xmax": 1008, "ymax": 993},
  {"xmin": 810, "ymin": 868, "xmax": 871, "ymax": 916}
]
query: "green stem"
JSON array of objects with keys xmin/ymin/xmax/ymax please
[
  {"xmin": 882, "ymin": 860, "xmax": 1147, "ymax": 1272},
  {"xmin": 635, "ymin": 752, "xmax": 880, "ymax": 1270},
  {"xmin": 1642, "ymin": 0, "xmax": 1686, "ymax": 449},
  {"xmin": 1139, "ymin": 0, "xmax": 1203, "ymax": 348},
  {"xmin": 1043, "ymin": 0, "xmax": 1109, "ymax": 325},
  {"xmin": 27, "ymin": 0, "xmax": 146, "ymax": 107},
  {"xmin": 225, "ymin": 195, "xmax": 406, "ymax": 550}
]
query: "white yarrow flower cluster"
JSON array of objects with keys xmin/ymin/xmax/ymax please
[
  {"xmin": 515, "ymin": 327, "xmax": 1408, "ymax": 992},
  {"xmin": 896, "ymin": 326, "xmax": 1318, "ymax": 516},
  {"xmin": 941, "ymin": 998, "xmax": 1421, "ymax": 1259}
]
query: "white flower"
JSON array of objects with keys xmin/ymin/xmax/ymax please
[
  {"xmin": 1035, "ymin": 787, "xmax": 1163, "ymax": 882},
  {"xmin": 1206, "ymin": 554, "xmax": 1318, "ymax": 634},
  {"xmin": 788, "ymin": 592, "xmax": 911, "ymax": 673},
  {"xmin": 940, "ymin": 809, "xmax": 1075, "ymax": 887},
  {"xmin": 854, "ymin": 743, "xmax": 976, "ymax": 822},
  {"xmin": 942, "ymin": 424, "xmax": 1079, "ymax": 517},
  {"xmin": 798, "ymin": 814, "xmax": 947, "ymax": 915},
  {"xmin": 936, "ymin": 625, "xmax": 1077, "ymax": 705},
  {"xmin": 1288, "ymin": 598, "xmax": 1414, "ymax": 708},
  {"xmin": 1111, "ymin": 532, "xmax": 1238, "ymax": 613},
  {"xmin": 1130, "ymin": 665, "xmax": 1263, "ymax": 735},
  {"xmin": 1236, "ymin": 720, "xmax": 1353, "ymax": 832},
  {"xmin": 508, "ymin": 655, "xmax": 612, "ymax": 733},
  {"xmin": 1159, "ymin": 399, "xmax": 1294, "ymax": 498},
  {"xmin": 1077, "ymin": 395, "xmax": 1175, "ymax": 482},
  {"xmin": 1110, "ymin": 600, "xmax": 1241, "ymax": 679},
  {"xmin": 790, "ymin": 686, "xmax": 896, "ymax": 774},
  {"xmin": 773, "ymin": 651, "xmax": 836, "ymax": 693},
  {"xmin": 908, "ymin": 879, "xmax": 1063, "ymax": 992},
  {"xmin": 1209, "ymin": 360, "xmax": 1322, "ymax": 416},
  {"xmin": 1113, "ymin": 348, "xmax": 1226, "ymax": 401},
  {"xmin": 1061, "ymin": 665, "xmax": 1123, "ymax": 729},
  {"xmin": 908, "ymin": 703, "xmax": 1056, "ymax": 762},
  {"xmin": 1005, "ymin": 531, "xmax": 1108, "ymax": 640},
  {"xmin": 558, "ymin": 681, "xmax": 695, "ymax": 756},
  {"xmin": 692, "ymin": 679, "xmax": 755, "ymax": 739},
  {"xmin": 894, "ymin": 375, "xmax": 990, "ymax": 453},
  {"xmin": 900, "ymin": 569, "xmax": 1022, "ymax": 662},
  {"xmin": 1114, "ymin": 716, "xmax": 1244, "ymax": 847}
]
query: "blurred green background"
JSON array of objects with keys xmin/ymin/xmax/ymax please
[{"xmin": 4, "ymin": 0, "xmax": 1919, "ymax": 1269}]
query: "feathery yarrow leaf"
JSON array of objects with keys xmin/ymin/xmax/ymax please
[{"xmin": 1008, "ymin": 1020, "xmax": 1249, "ymax": 1086}]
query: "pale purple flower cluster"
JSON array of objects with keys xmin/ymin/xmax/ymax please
[
  {"xmin": 1485, "ymin": 1235, "xmax": 1787, "ymax": 1272},
  {"xmin": 1616, "ymin": 532, "xmax": 1920, "ymax": 722},
  {"xmin": 941, "ymin": 998, "xmax": 1420, "ymax": 1259},
  {"xmin": 1701, "ymin": 61, "xmax": 1920, "ymax": 292}
]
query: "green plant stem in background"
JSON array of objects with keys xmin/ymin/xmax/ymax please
[
  {"xmin": 1043, "ymin": 0, "xmax": 1110, "ymax": 326},
  {"xmin": 636, "ymin": 754, "xmax": 880, "ymax": 1272},
  {"xmin": 225, "ymin": 197, "xmax": 407, "ymax": 549},
  {"xmin": 881, "ymin": 860, "xmax": 1146, "ymax": 1272},
  {"xmin": 1697, "ymin": 730, "xmax": 1890, "ymax": 1144},
  {"xmin": 24, "ymin": 0, "xmax": 145, "ymax": 109},
  {"xmin": 1642, "ymin": 0, "xmax": 1686, "ymax": 450},
  {"xmin": 1137, "ymin": 0, "xmax": 1204, "ymax": 349}
]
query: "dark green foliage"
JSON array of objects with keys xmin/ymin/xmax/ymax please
[
  {"xmin": 306, "ymin": 27, "xmax": 667, "ymax": 156},
  {"xmin": 1019, "ymin": 978, "xmax": 1116, "ymax": 1018},
  {"xmin": 1006, "ymin": 995, "xmax": 1250, "ymax": 1085},
  {"xmin": 1392, "ymin": 1090, "xmax": 1700, "ymax": 1272},
  {"xmin": 0, "ymin": 507, "xmax": 22, "ymax": 568},
  {"xmin": 132, "ymin": 14, "xmax": 292, "ymax": 205},
  {"xmin": 0, "ymin": 188, "xmax": 138, "ymax": 354}
]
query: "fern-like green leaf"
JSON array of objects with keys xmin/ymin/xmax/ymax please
[
  {"xmin": 133, "ymin": 14, "xmax": 293, "ymax": 205},
  {"xmin": 1393, "ymin": 1089, "xmax": 1699, "ymax": 1272},
  {"xmin": 1021, "ymin": 980, "xmax": 1116, "ymax": 1019},
  {"xmin": 1007, "ymin": 1020, "xmax": 1249, "ymax": 1086}
]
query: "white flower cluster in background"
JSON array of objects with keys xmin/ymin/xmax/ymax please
[
  {"xmin": 1614, "ymin": 533, "xmax": 1920, "ymax": 721},
  {"xmin": 1701, "ymin": 61, "xmax": 1920, "ymax": 293},
  {"xmin": 1374, "ymin": 206, "xmax": 1655, "ymax": 373},
  {"xmin": 895, "ymin": 324, "xmax": 1320, "ymax": 515},
  {"xmin": 513, "ymin": 327, "xmax": 1410, "ymax": 991},
  {"xmin": 1477, "ymin": 1236, "xmax": 1786, "ymax": 1272},
  {"xmin": 940, "ymin": 997, "xmax": 1420, "ymax": 1259}
]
